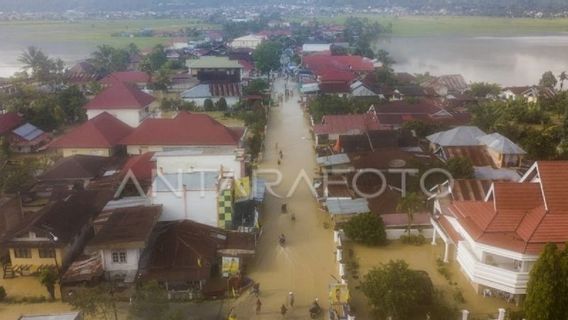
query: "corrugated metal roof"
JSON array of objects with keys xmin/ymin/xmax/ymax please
[
  {"xmin": 12, "ymin": 123, "xmax": 44, "ymax": 141},
  {"xmin": 427, "ymin": 126, "xmax": 486, "ymax": 147},
  {"xmin": 478, "ymin": 133, "xmax": 526, "ymax": 155},
  {"xmin": 326, "ymin": 198, "xmax": 369, "ymax": 215},
  {"xmin": 187, "ymin": 56, "xmax": 243, "ymax": 69},
  {"xmin": 316, "ymin": 153, "xmax": 350, "ymax": 167}
]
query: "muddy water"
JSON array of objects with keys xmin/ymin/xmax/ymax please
[
  {"xmin": 347, "ymin": 241, "xmax": 515, "ymax": 319},
  {"xmin": 231, "ymin": 78, "xmax": 337, "ymax": 319}
]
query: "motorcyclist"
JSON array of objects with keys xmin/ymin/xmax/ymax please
[
  {"xmin": 309, "ymin": 298, "xmax": 321, "ymax": 318},
  {"xmin": 279, "ymin": 233, "xmax": 286, "ymax": 246}
]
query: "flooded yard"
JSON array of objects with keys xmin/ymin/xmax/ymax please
[{"xmin": 345, "ymin": 241, "xmax": 516, "ymax": 319}]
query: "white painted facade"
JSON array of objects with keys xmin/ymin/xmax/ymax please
[
  {"xmin": 230, "ymin": 35, "xmax": 265, "ymax": 49},
  {"xmin": 155, "ymin": 149, "xmax": 244, "ymax": 179},
  {"xmin": 87, "ymin": 107, "xmax": 149, "ymax": 128},
  {"xmin": 152, "ymin": 188, "xmax": 218, "ymax": 225},
  {"xmin": 182, "ymin": 96, "xmax": 240, "ymax": 109},
  {"xmin": 100, "ymin": 248, "xmax": 142, "ymax": 276}
]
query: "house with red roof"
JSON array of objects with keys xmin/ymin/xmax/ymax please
[
  {"xmin": 100, "ymin": 71, "xmax": 151, "ymax": 89},
  {"xmin": 313, "ymin": 110, "xmax": 381, "ymax": 145},
  {"xmin": 431, "ymin": 161, "xmax": 568, "ymax": 300},
  {"xmin": 49, "ymin": 112, "xmax": 134, "ymax": 157},
  {"xmin": 0, "ymin": 112, "xmax": 23, "ymax": 137},
  {"xmin": 120, "ymin": 112, "xmax": 245, "ymax": 155},
  {"xmin": 84, "ymin": 81, "xmax": 157, "ymax": 128},
  {"xmin": 302, "ymin": 55, "xmax": 375, "ymax": 95}
]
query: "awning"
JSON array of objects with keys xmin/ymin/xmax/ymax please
[{"xmin": 326, "ymin": 198, "xmax": 369, "ymax": 215}]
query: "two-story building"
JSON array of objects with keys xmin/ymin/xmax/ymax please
[
  {"xmin": 186, "ymin": 56, "xmax": 243, "ymax": 82},
  {"xmin": 84, "ymin": 81, "xmax": 157, "ymax": 128},
  {"xmin": 431, "ymin": 161, "xmax": 568, "ymax": 302}
]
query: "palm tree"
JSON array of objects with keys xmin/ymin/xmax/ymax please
[
  {"xmin": 18, "ymin": 46, "xmax": 52, "ymax": 82},
  {"xmin": 559, "ymin": 71, "xmax": 567, "ymax": 91},
  {"xmin": 396, "ymin": 192, "xmax": 424, "ymax": 235}
]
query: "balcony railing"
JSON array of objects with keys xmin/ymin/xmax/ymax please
[{"xmin": 457, "ymin": 241, "xmax": 529, "ymax": 295}]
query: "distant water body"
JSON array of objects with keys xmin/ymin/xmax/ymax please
[
  {"xmin": 1, "ymin": 31, "xmax": 568, "ymax": 86},
  {"xmin": 378, "ymin": 34, "xmax": 568, "ymax": 86}
]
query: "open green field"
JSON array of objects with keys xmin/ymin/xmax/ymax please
[
  {"xmin": 0, "ymin": 19, "xmax": 217, "ymax": 49},
  {"xmin": 318, "ymin": 15, "xmax": 568, "ymax": 36}
]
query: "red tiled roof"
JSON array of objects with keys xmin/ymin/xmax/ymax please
[
  {"xmin": 238, "ymin": 59, "xmax": 254, "ymax": 71},
  {"xmin": 443, "ymin": 164, "xmax": 568, "ymax": 254},
  {"xmin": 314, "ymin": 113, "xmax": 380, "ymax": 135},
  {"xmin": 120, "ymin": 112, "xmax": 243, "ymax": 146},
  {"xmin": 303, "ymin": 55, "xmax": 373, "ymax": 83},
  {"xmin": 536, "ymin": 161, "xmax": 568, "ymax": 212},
  {"xmin": 100, "ymin": 71, "xmax": 151, "ymax": 86},
  {"xmin": 451, "ymin": 179, "xmax": 494, "ymax": 201},
  {"xmin": 0, "ymin": 112, "xmax": 23, "ymax": 136},
  {"xmin": 49, "ymin": 112, "xmax": 133, "ymax": 148},
  {"xmin": 120, "ymin": 152, "xmax": 156, "ymax": 183},
  {"xmin": 84, "ymin": 81, "xmax": 155, "ymax": 110}
]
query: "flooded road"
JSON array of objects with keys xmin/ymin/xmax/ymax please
[{"xmin": 229, "ymin": 78, "xmax": 337, "ymax": 319}]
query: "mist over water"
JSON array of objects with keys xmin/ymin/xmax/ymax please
[{"xmin": 379, "ymin": 34, "xmax": 568, "ymax": 86}]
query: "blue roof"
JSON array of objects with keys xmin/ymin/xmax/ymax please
[{"xmin": 12, "ymin": 123, "xmax": 44, "ymax": 141}]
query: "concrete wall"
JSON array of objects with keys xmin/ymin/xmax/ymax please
[
  {"xmin": 386, "ymin": 228, "xmax": 433, "ymax": 240},
  {"xmin": 101, "ymin": 248, "xmax": 141, "ymax": 273},
  {"xmin": 182, "ymin": 97, "xmax": 240, "ymax": 109},
  {"xmin": 156, "ymin": 154, "xmax": 243, "ymax": 179},
  {"xmin": 152, "ymin": 190, "xmax": 218, "ymax": 226},
  {"xmin": 61, "ymin": 148, "xmax": 111, "ymax": 158},
  {"xmin": 87, "ymin": 109, "xmax": 142, "ymax": 128}
]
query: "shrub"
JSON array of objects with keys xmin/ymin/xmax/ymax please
[
  {"xmin": 0, "ymin": 286, "xmax": 6, "ymax": 301},
  {"xmin": 400, "ymin": 234, "xmax": 426, "ymax": 245},
  {"xmin": 343, "ymin": 213, "xmax": 387, "ymax": 246}
]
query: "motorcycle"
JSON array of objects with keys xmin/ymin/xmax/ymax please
[
  {"xmin": 309, "ymin": 300, "xmax": 322, "ymax": 318},
  {"xmin": 279, "ymin": 234, "xmax": 286, "ymax": 247}
]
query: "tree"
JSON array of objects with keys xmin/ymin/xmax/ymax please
[
  {"xmin": 343, "ymin": 212, "xmax": 387, "ymax": 246},
  {"xmin": 376, "ymin": 49, "xmax": 395, "ymax": 68},
  {"xmin": 559, "ymin": 71, "xmax": 567, "ymax": 91},
  {"xmin": 141, "ymin": 45, "xmax": 167, "ymax": 73},
  {"xmin": 89, "ymin": 45, "xmax": 129, "ymax": 75},
  {"xmin": 469, "ymin": 82, "xmax": 502, "ymax": 98},
  {"xmin": 361, "ymin": 260, "xmax": 434, "ymax": 319},
  {"xmin": 204, "ymin": 98, "xmax": 215, "ymax": 111},
  {"xmin": 524, "ymin": 243, "xmax": 567, "ymax": 320},
  {"xmin": 129, "ymin": 281, "xmax": 170, "ymax": 320},
  {"xmin": 330, "ymin": 44, "xmax": 349, "ymax": 56},
  {"xmin": 18, "ymin": 46, "xmax": 53, "ymax": 83},
  {"xmin": 244, "ymin": 79, "xmax": 269, "ymax": 95},
  {"xmin": 150, "ymin": 68, "xmax": 171, "ymax": 92},
  {"xmin": 396, "ymin": 192, "xmax": 424, "ymax": 235},
  {"xmin": 69, "ymin": 284, "xmax": 118, "ymax": 320},
  {"xmin": 38, "ymin": 268, "xmax": 58, "ymax": 300},
  {"xmin": 539, "ymin": 71, "xmax": 558, "ymax": 89},
  {"xmin": 445, "ymin": 157, "xmax": 474, "ymax": 179},
  {"xmin": 216, "ymin": 97, "xmax": 228, "ymax": 111},
  {"xmin": 57, "ymin": 85, "xmax": 87, "ymax": 123},
  {"xmin": 253, "ymin": 40, "xmax": 283, "ymax": 74},
  {"xmin": 0, "ymin": 159, "xmax": 37, "ymax": 193}
]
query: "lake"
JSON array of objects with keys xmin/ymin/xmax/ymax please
[
  {"xmin": 378, "ymin": 35, "xmax": 568, "ymax": 86},
  {"xmin": 1, "ymin": 30, "xmax": 568, "ymax": 86}
]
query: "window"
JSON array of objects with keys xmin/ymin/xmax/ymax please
[
  {"xmin": 111, "ymin": 250, "xmax": 127, "ymax": 264},
  {"xmin": 14, "ymin": 248, "xmax": 31, "ymax": 258},
  {"xmin": 38, "ymin": 248, "xmax": 55, "ymax": 258}
]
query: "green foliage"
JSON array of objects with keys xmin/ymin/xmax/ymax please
[
  {"xmin": 468, "ymin": 82, "xmax": 502, "ymax": 98},
  {"xmin": 376, "ymin": 49, "xmax": 395, "ymax": 68},
  {"xmin": 89, "ymin": 44, "xmax": 130, "ymax": 75},
  {"xmin": 343, "ymin": 212, "xmax": 387, "ymax": 246},
  {"xmin": 343, "ymin": 17, "xmax": 389, "ymax": 58},
  {"xmin": 160, "ymin": 98, "xmax": 196, "ymax": 112},
  {"xmin": 129, "ymin": 281, "xmax": 169, "ymax": 320},
  {"xmin": 0, "ymin": 159, "xmax": 38, "ymax": 194},
  {"xmin": 150, "ymin": 68, "xmax": 171, "ymax": 91},
  {"xmin": 203, "ymin": 98, "xmax": 215, "ymax": 111},
  {"xmin": 330, "ymin": 45, "xmax": 349, "ymax": 56},
  {"xmin": 253, "ymin": 40, "xmax": 283, "ymax": 74},
  {"xmin": 539, "ymin": 71, "xmax": 558, "ymax": 88},
  {"xmin": 18, "ymin": 46, "xmax": 66, "ymax": 85},
  {"xmin": 38, "ymin": 268, "xmax": 58, "ymax": 300},
  {"xmin": 524, "ymin": 243, "xmax": 568, "ymax": 320},
  {"xmin": 400, "ymin": 234, "xmax": 426, "ymax": 245},
  {"xmin": 69, "ymin": 284, "xmax": 118, "ymax": 320},
  {"xmin": 396, "ymin": 192, "xmax": 425, "ymax": 235},
  {"xmin": 361, "ymin": 260, "xmax": 434, "ymax": 319},
  {"xmin": 308, "ymin": 94, "xmax": 351, "ymax": 122},
  {"xmin": 141, "ymin": 45, "xmax": 168, "ymax": 73},
  {"xmin": 445, "ymin": 157, "xmax": 474, "ymax": 179},
  {"xmin": 244, "ymin": 79, "xmax": 269, "ymax": 96},
  {"xmin": 57, "ymin": 85, "xmax": 88, "ymax": 123},
  {"xmin": 215, "ymin": 97, "xmax": 228, "ymax": 111},
  {"xmin": 402, "ymin": 120, "xmax": 447, "ymax": 138}
]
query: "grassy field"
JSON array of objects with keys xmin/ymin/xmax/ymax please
[
  {"xmin": 319, "ymin": 15, "xmax": 568, "ymax": 36},
  {"xmin": 0, "ymin": 19, "xmax": 216, "ymax": 49}
]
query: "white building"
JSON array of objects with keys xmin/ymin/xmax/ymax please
[
  {"xmin": 431, "ymin": 161, "xmax": 568, "ymax": 301},
  {"xmin": 84, "ymin": 81, "xmax": 157, "ymax": 128},
  {"xmin": 154, "ymin": 147, "xmax": 245, "ymax": 179},
  {"xmin": 181, "ymin": 82, "xmax": 242, "ymax": 109},
  {"xmin": 230, "ymin": 34, "xmax": 266, "ymax": 49},
  {"xmin": 87, "ymin": 205, "xmax": 161, "ymax": 282}
]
